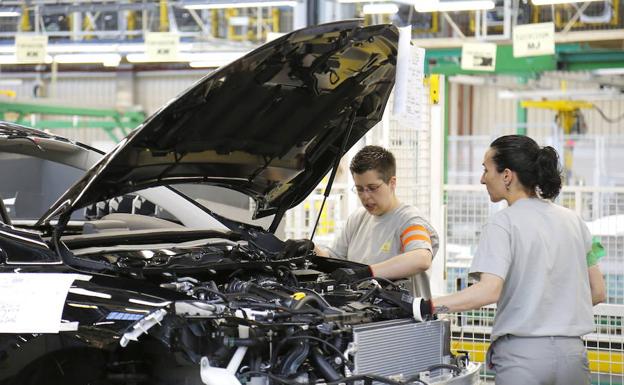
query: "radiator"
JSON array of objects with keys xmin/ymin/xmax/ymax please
[{"xmin": 351, "ymin": 319, "xmax": 451, "ymax": 380}]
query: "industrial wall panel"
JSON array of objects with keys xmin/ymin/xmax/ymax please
[
  {"xmin": 135, "ymin": 71, "xmax": 206, "ymax": 116},
  {"xmin": 471, "ymin": 85, "xmax": 516, "ymax": 136}
]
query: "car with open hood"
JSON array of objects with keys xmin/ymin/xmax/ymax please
[{"xmin": 0, "ymin": 21, "xmax": 480, "ymax": 385}]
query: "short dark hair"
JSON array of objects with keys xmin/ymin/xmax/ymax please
[
  {"xmin": 349, "ymin": 145, "xmax": 396, "ymax": 183},
  {"xmin": 490, "ymin": 135, "xmax": 562, "ymax": 200}
]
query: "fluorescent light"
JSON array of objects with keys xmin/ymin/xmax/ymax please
[
  {"xmin": 498, "ymin": 88, "xmax": 621, "ymax": 100},
  {"xmin": 0, "ymin": 54, "xmax": 53, "ymax": 64},
  {"xmin": 0, "ymin": 43, "xmax": 193, "ymax": 54},
  {"xmin": 414, "ymin": 0, "xmax": 495, "ymax": 12},
  {"xmin": 189, "ymin": 61, "xmax": 221, "ymax": 68},
  {"xmin": 130, "ymin": 51, "xmax": 246, "ymax": 65},
  {"xmin": 0, "ymin": 11, "xmax": 20, "ymax": 17},
  {"xmin": 0, "ymin": 79, "xmax": 22, "ymax": 86},
  {"xmin": 363, "ymin": 3, "xmax": 399, "ymax": 13},
  {"xmin": 338, "ymin": 0, "xmax": 389, "ymax": 3},
  {"xmin": 592, "ymin": 68, "xmax": 624, "ymax": 76},
  {"xmin": 185, "ymin": 0, "xmax": 296, "ymax": 9},
  {"xmin": 531, "ymin": 0, "xmax": 602, "ymax": 5},
  {"xmin": 127, "ymin": 53, "xmax": 176, "ymax": 63},
  {"xmin": 54, "ymin": 53, "xmax": 121, "ymax": 66}
]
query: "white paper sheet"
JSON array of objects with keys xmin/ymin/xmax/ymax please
[
  {"xmin": 0, "ymin": 273, "xmax": 91, "ymax": 333},
  {"xmin": 400, "ymin": 45, "xmax": 427, "ymax": 126},
  {"xmin": 392, "ymin": 25, "xmax": 413, "ymax": 116}
]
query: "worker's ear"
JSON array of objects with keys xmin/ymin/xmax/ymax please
[
  {"xmin": 502, "ymin": 168, "xmax": 513, "ymax": 185},
  {"xmin": 388, "ymin": 176, "xmax": 397, "ymax": 190}
]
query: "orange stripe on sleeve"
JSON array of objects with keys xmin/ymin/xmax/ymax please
[
  {"xmin": 402, "ymin": 234, "xmax": 431, "ymax": 247},
  {"xmin": 400, "ymin": 225, "xmax": 428, "ymax": 240}
]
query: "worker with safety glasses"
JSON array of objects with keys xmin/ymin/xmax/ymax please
[
  {"xmin": 413, "ymin": 135, "xmax": 606, "ymax": 385},
  {"xmin": 313, "ymin": 145, "xmax": 439, "ymax": 295}
]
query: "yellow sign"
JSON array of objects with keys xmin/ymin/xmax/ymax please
[
  {"xmin": 15, "ymin": 35, "xmax": 48, "ymax": 64},
  {"xmin": 145, "ymin": 32, "xmax": 179, "ymax": 62}
]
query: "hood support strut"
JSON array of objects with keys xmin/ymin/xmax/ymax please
[{"xmin": 268, "ymin": 106, "xmax": 358, "ymax": 236}]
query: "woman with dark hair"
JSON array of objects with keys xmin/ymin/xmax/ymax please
[{"xmin": 417, "ymin": 135, "xmax": 605, "ymax": 385}]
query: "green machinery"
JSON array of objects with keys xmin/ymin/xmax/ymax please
[{"xmin": 0, "ymin": 101, "xmax": 145, "ymax": 142}]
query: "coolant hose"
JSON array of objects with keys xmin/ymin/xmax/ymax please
[{"xmin": 311, "ymin": 347, "xmax": 341, "ymax": 381}]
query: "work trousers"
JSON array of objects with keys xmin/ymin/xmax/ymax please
[{"xmin": 487, "ymin": 335, "xmax": 590, "ymax": 385}]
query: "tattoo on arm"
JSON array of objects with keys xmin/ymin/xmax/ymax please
[{"xmin": 434, "ymin": 305, "xmax": 450, "ymax": 314}]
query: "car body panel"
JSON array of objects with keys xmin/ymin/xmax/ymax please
[{"xmin": 40, "ymin": 21, "xmax": 398, "ymax": 226}]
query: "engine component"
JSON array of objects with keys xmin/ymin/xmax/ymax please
[
  {"xmin": 120, "ymin": 309, "xmax": 167, "ymax": 347},
  {"xmin": 351, "ymin": 319, "xmax": 451, "ymax": 380}
]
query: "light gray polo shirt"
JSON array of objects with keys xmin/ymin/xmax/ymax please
[
  {"xmin": 470, "ymin": 197, "xmax": 594, "ymax": 340},
  {"xmin": 325, "ymin": 203, "xmax": 439, "ymax": 264}
]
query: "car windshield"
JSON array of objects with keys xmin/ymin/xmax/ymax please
[
  {"xmin": 0, "ymin": 152, "xmax": 85, "ymax": 221},
  {"xmin": 172, "ymin": 184, "xmax": 275, "ymax": 229},
  {"xmin": 0, "ymin": 151, "xmax": 272, "ymax": 230}
]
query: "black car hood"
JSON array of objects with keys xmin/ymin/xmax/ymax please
[{"xmin": 39, "ymin": 21, "xmax": 398, "ymax": 227}]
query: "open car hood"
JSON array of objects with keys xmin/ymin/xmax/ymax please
[{"xmin": 39, "ymin": 21, "xmax": 398, "ymax": 227}]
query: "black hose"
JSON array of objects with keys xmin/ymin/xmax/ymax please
[
  {"xmin": 231, "ymin": 301, "xmax": 323, "ymax": 316},
  {"xmin": 404, "ymin": 364, "xmax": 460, "ymax": 384},
  {"xmin": 291, "ymin": 288, "xmax": 332, "ymax": 309},
  {"xmin": 190, "ymin": 286, "xmax": 228, "ymax": 301},
  {"xmin": 311, "ymin": 347, "xmax": 341, "ymax": 381},
  {"xmin": 280, "ymin": 341, "xmax": 310, "ymax": 376},
  {"xmin": 270, "ymin": 335, "xmax": 353, "ymax": 374},
  {"xmin": 293, "ymin": 294, "xmax": 329, "ymax": 311},
  {"xmin": 425, "ymin": 363, "xmax": 462, "ymax": 375},
  {"xmin": 358, "ymin": 286, "xmax": 378, "ymax": 302},
  {"xmin": 351, "ymin": 276, "xmax": 400, "ymax": 287}
]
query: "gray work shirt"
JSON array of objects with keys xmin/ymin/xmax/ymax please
[
  {"xmin": 326, "ymin": 203, "xmax": 439, "ymax": 264},
  {"xmin": 470, "ymin": 197, "xmax": 594, "ymax": 340}
]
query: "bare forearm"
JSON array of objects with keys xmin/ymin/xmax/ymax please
[
  {"xmin": 588, "ymin": 265, "xmax": 606, "ymax": 306},
  {"xmin": 315, "ymin": 245, "xmax": 329, "ymax": 257},
  {"xmin": 433, "ymin": 273, "xmax": 503, "ymax": 313},
  {"xmin": 370, "ymin": 250, "xmax": 432, "ymax": 280}
]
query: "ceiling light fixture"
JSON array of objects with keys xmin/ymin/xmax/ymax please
[
  {"xmin": 362, "ymin": 3, "xmax": 399, "ymax": 13},
  {"xmin": 0, "ymin": 43, "xmax": 193, "ymax": 55},
  {"xmin": 0, "ymin": 11, "xmax": 20, "ymax": 17},
  {"xmin": 128, "ymin": 52, "xmax": 246, "ymax": 65},
  {"xmin": 0, "ymin": 54, "xmax": 53, "ymax": 64},
  {"xmin": 54, "ymin": 53, "xmax": 121, "ymax": 67},
  {"xmin": 592, "ymin": 68, "xmax": 624, "ymax": 76},
  {"xmin": 337, "ymin": 0, "xmax": 389, "ymax": 3},
  {"xmin": 413, "ymin": 0, "xmax": 495, "ymax": 12},
  {"xmin": 184, "ymin": 0, "xmax": 296, "ymax": 9},
  {"xmin": 531, "ymin": 0, "xmax": 602, "ymax": 5}
]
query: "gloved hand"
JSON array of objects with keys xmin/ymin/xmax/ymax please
[
  {"xmin": 279, "ymin": 239, "xmax": 315, "ymax": 259},
  {"xmin": 330, "ymin": 266, "xmax": 373, "ymax": 284}
]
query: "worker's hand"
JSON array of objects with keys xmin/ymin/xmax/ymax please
[
  {"xmin": 412, "ymin": 297, "xmax": 434, "ymax": 322},
  {"xmin": 330, "ymin": 266, "xmax": 373, "ymax": 284},
  {"xmin": 279, "ymin": 239, "xmax": 315, "ymax": 259}
]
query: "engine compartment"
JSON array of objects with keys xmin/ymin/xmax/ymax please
[{"xmin": 47, "ymin": 232, "xmax": 477, "ymax": 385}]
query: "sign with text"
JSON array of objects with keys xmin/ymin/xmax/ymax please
[
  {"xmin": 513, "ymin": 22, "xmax": 555, "ymax": 57},
  {"xmin": 15, "ymin": 35, "xmax": 48, "ymax": 64},
  {"xmin": 461, "ymin": 42, "xmax": 497, "ymax": 72},
  {"xmin": 145, "ymin": 32, "xmax": 179, "ymax": 62}
]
